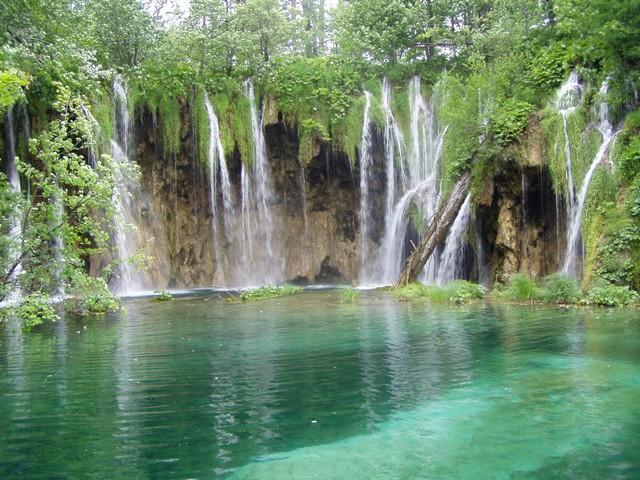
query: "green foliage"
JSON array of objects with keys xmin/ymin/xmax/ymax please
[
  {"xmin": 339, "ymin": 288, "xmax": 360, "ymax": 304},
  {"xmin": 491, "ymin": 100, "xmax": 535, "ymax": 146},
  {"xmin": 15, "ymin": 296, "xmax": 56, "ymax": 330},
  {"xmin": 15, "ymin": 294, "xmax": 59, "ymax": 331},
  {"xmin": 153, "ymin": 290, "xmax": 173, "ymax": 302},
  {"xmin": 1, "ymin": 85, "xmax": 122, "ymax": 315},
  {"xmin": 66, "ymin": 273, "xmax": 119, "ymax": 316},
  {"xmin": 0, "ymin": 70, "xmax": 30, "ymax": 113},
  {"xmin": 586, "ymin": 281, "xmax": 639, "ymax": 307},
  {"xmin": 393, "ymin": 281, "xmax": 485, "ymax": 304},
  {"xmin": 541, "ymin": 274, "xmax": 583, "ymax": 304},
  {"xmin": 495, "ymin": 274, "xmax": 543, "ymax": 302},
  {"xmin": 528, "ymin": 45, "xmax": 570, "ymax": 92},
  {"xmin": 227, "ymin": 284, "xmax": 303, "ymax": 303},
  {"xmin": 266, "ymin": 56, "xmax": 361, "ymax": 162}
]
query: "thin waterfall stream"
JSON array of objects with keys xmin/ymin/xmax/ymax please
[
  {"xmin": 111, "ymin": 75, "xmax": 144, "ymax": 294},
  {"xmin": 562, "ymin": 80, "xmax": 619, "ymax": 277}
]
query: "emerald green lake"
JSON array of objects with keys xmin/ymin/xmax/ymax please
[{"xmin": 1, "ymin": 291, "xmax": 639, "ymax": 479}]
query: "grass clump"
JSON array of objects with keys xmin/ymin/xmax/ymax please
[
  {"xmin": 227, "ymin": 285, "xmax": 303, "ymax": 303},
  {"xmin": 393, "ymin": 281, "xmax": 485, "ymax": 304},
  {"xmin": 153, "ymin": 290, "xmax": 173, "ymax": 302},
  {"xmin": 495, "ymin": 274, "xmax": 543, "ymax": 302},
  {"xmin": 541, "ymin": 274, "xmax": 583, "ymax": 304},
  {"xmin": 585, "ymin": 282, "xmax": 639, "ymax": 307},
  {"xmin": 339, "ymin": 288, "xmax": 360, "ymax": 304}
]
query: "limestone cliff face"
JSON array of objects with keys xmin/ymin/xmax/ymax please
[
  {"xmin": 121, "ymin": 105, "xmax": 562, "ymax": 289},
  {"xmin": 475, "ymin": 119, "xmax": 562, "ymax": 284},
  {"xmin": 133, "ymin": 105, "xmax": 360, "ymax": 288}
]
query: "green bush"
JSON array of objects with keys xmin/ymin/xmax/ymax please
[
  {"xmin": 491, "ymin": 100, "xmax": 535, "ymax": 146},
  {"xmin": 497, "ymin": 274, "xmax": 543, "ymax": 302},
  {"xmin": 617, "ymin": 136, "xmax": 640, "ymax": 181},
  {"xmin": 446, "ymin": 280, "xmax": 486, "ymax": 303},
  {"xmin": 16, "ymin": 294, "xmax": 59, "ymax": 331},
  {"xmin": 541, "ymin": 274, "xmax": 583, "ymax": 304},
  {"xmin": 340, "ymin": 288, "xmax": 360, "ymax": 304},
  {"xmin": 67, "ymin": 276, "xmax": 119, "ymax": 316},
  {"xmin": 528, "ymin": 45, "xmax": 568, "ymax": 92},
  {"xmin": 586, "ymin": 282, "xmax": 639, "ymax": 307}
]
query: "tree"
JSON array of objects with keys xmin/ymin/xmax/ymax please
[
  {"xmin": 87, "ymin": 0, "xmax": 159, "ymax": 69},
  {"xmin": 1, "ymin": 85, "xmax": 123, "ymax": 314}
]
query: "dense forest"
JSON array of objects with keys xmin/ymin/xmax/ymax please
[{"xmin": 1, "ymin": 0, "xmax": 640, "ymax": 324}]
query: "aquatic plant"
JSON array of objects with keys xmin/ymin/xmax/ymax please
[
  {"xmin": 227, "ymin": 285, "xmax": 303, "ymax": 303},
  {"xmin": 393, "ymin": 281, "xmax": 485, "ymax": 304},
  {"xmin": 339, "ymin": 288, "xmax": 360, "ymax": 304}
]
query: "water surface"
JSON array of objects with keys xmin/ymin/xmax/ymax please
[{"xmin": 1, "ymin": 291, "xmax": 639, "ymax": 478}]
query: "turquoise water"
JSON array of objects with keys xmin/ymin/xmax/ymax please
[{"xmin": 1, "ymin": 291, "xmax": 639, "ymax": 479}]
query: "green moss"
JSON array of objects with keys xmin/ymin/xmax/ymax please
[
  {"xmin": 391, "ymin": 86, "xmax": 410, "ymax": 142},
  {"xmin": 333, "ymin": 94, "xmax": 365, "ymax": 164},
  {"xmin": 192, "ymin": 89, "xmax": 209, "ymax": 168},
  {"xmin": 232, "ymin": 93, "xmax": 253, "ymax": 165},
  {"xmin": 89, "ymin": 90, "xmax": 113, "ymax": 146}
]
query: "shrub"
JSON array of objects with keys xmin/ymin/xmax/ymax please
[
  {"xmin": 541, "ymin": 274, "xmax": 583, "ymax": 304},
  {"xmin": 586, "ymin": 282, "xmax": 639, "ymax": 307},
  {"xmin": 16, "ymin": 294, "xmax": 59, "ymax": 331},
  {"xmin": 67, "ymin": 276, "xmax": 119, "ymax": 316},
  {"xmin": 339, "ymin": 288, "xmax": 360, "ymax": 304},
  {"xmin": 497, "ymin": 274, "xmax": 543, "ymax": 302},
  {"xmin": 446, "ymin": 280, "xmax": 486, "ymax": 303},
  {"xmin": 491, "ymin": 100, "xmax": 535, "ymax": 145}
]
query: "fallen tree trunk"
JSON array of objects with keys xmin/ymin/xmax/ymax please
[{"xmin": 396, "ymin": 171, "xmax": 472, "ymax": 286}]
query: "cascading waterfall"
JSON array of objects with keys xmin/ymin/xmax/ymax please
[
  {"xmin": 234, "ymin": 79, "xmax": 281, "ymax": 286},
  {"xmin": 555, "ymin": 71, "xmax": 583, "ymax": 221},
  {"xmin": 111, "ymin": 75, "xmax": 141, "ymax": 294},
  {"xmin": 562, "ymin": 80, "xmax": 619, "ymax": 277},
  {"xmin": 3, "ymin": 105, "xmax": 23, "ymax": 304},
  {"xmin": 360, "ymin": 76, "xmax": 449, "ymax": 286},
  {"xmin": 358, "ymin": 91, "xmax": 375, "ymax": 283},
  {"xmin": 204, "ymin": 94, "xmax": 234, "ymax": 283},
  {"xmin": 435, "ymin": 194, "xmax": 471, "ymax": 285}
]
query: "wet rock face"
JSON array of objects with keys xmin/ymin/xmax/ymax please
[
  {"xmin": 479, "ymin": 164, "xmax": 561, "ymax": 283},
  {"xmin": 98, "ymin": 103, "xmax": 563, "ymax": 290},
  {"xmin": 131, "ymin": 107, "xmax": 360, "ymax": 288}
]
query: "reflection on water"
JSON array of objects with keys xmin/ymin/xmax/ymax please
[{"xmin": 1, "ymin": 292, "xmax": 639, "ymax": 478}]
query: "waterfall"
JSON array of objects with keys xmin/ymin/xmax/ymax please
[
  {"xmin": 359, "ymin": 76, "xmax": 447, "ymax": 286},
  {"xmin": 300, "ymin": 166, "xmax": 308, "ymax": 234},
  {"xmin": 111, "ymin": 75, "xmax": 141, "ymax": 294},
  {"xmin": 474, "ymin": 217, "xmax": 490, "ymax": 287},
  {"xmin": 435, "ymin": 194, "xmax": 471, "ymax": 285},
  {"xmin": 3, "ymin": 105, "xmax": 23, "ymax": 304},
  {"xmin": 233, "ymin": 79, "xmax": 281, "ymax": 286},
  {"xmin": 358, "ymin": 91, "xmax": 374, "ymax": 283},
  {"xmin": 204, "ymin": 94, "xmax": 234, "ymax": 283},
  {"xmin": 562, "ymin": 80, "xmax": 619, "ymax": 277},
  {"xmin": 555, "ymin": 71, "xmax": 583, "ymax": 221}
]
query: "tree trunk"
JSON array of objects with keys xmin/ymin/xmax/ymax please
[{"xmin": 395, "ymin": 171, "xmax": 471, "ymax": 286}]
